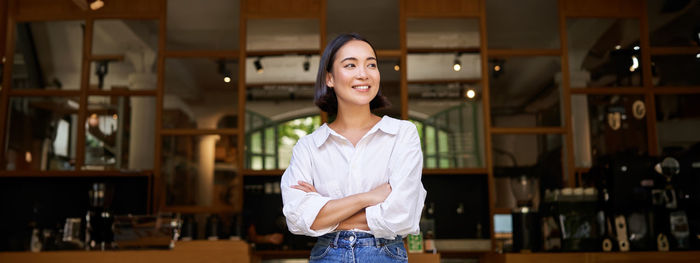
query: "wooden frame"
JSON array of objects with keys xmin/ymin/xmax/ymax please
[{"xmin": 1, "ymin": 0, "xmax": 699, "ymax": 256}]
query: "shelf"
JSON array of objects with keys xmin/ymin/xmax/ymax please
[
  {"xmin": 0, "ymin": 170, "xmax": 152, "ymax": 178},
  {"xmin": 423, "ymin": 168, "xmax": 488, "ymax": 175},
  {"xmin": 242, "ymin": 169, "xmax": 285, "ymax": 176},
  {"xmin": 485, "ymin": 251, "xmax": 700, "ymax": 263}
]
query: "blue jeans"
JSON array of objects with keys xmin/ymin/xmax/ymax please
[{"xmin": 309, "ymin": 231, "xmax": 408, "ymax": 263}]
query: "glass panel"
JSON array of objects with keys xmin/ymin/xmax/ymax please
[
  {"xmin": 246, "ymin": 19, "xmax": 319, "ymax": 51},
  {"xmin": 245, "ymin": 55, "xmax": 319, "ymax": 84},
  {"xmin": 84, "ymin": 96, "xmax": 156, "ymax": 170},
  {"xmin": 373, "ymin": 58, "xmax": 402, "ymax": 119},
  {"xmin": 166, "ymin": 0, "xmax": 240, "ymax": 50},
  {"xmin": 12, "ymin": 21, "xmax": 83, "ymax": 90},
  {"xmin": 408, "ymin": 84, "xmax": 485, "ymax": 169},
  {"xmin": 326, "ymin": 0, "xmax": 399, "ymax": 49},
  {"xmin": 406, "ymin": 18, "xmax": 480, "ymax": 49},
  {"xmin": 486, "ymin": 0, "xmax": 559, "ymax": 49},
  {"xmin": 651, "ymin": 55, "xmax": 700, "ymax": 86},
  {"xmin": 421, "ymin": 175, "xmax": 490, "ymax": 239},
  {"xmin": 492, "ymin": 134, "xmax": 564, "ymax": 210},
  {"xmin": 567, "ymin": 19, "xmax": 642, "ymax": 88},
  {"xmin": 5, "ymin": 97, "xmax": 79, "ymax": 171},
  {"xmin": 647, "ymin": 0, "xmax": 700, "ymax": 47},
  {"xmin": 656, "ymin": 94, "xmax": 700, "ymax": 156},
  {"xmin": 489, "ymin": 56, "xmax": 562, "ymax": 127},
  {"xmin": 163, "ymin": 58, "xmax": 238, "ymax": 129},
  {"xmin": 572, "ymin": 94, "xmax": 649, "ymax": 168},
  {"xmin": 245, "ymin": 82, "xmax": 320, "ymax": 170},
  {"xmin": 407, "ymin": 53, "xmax": 481, "ymax": 81},
  {"xmin": 90, "ymin": 20, "xmax": 158, "ymax": 91},
  {"xmin": 162, "ymin": 134, "xmax": 239, "ymax": 207}
]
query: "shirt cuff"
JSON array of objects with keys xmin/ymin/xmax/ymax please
[
  {"xmin": 365, "ymin": 204, "xmax": 396, "ymax": 239},
  {"xmin": 300, "ymin": 193, "xmax": 338, "ymax": 236}
]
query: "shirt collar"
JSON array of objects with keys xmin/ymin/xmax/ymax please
[{"xmin": 311, "ymin": 115, "xmax": 399, "ymax": 148}]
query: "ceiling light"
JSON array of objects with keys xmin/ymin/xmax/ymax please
[
  {"xmin": 629, "ymin": 55, "xmax": 639, "ymax": 72},
  {"xmin": 452, "ymin": 53, "xmax": 462, "ymax": 72},
  {"xmin": 696, "ymin": 53, "xmax": 700, "ymax": 59},
  {"xmin": 465, "ymin": 88, "xmax": 476, "ymax": 99},
  {"xmin": 394, "ymin": 64, "xmax": 400, "ymax": 71},
  {"xmin": 494, "ymin": 65, "xmax": 501, "ymax": 72},
  {"xmin": 90, "ymin": 0, "xmax": 104, "ymax": 10},
  {"xmin": 633, "ymin": 46, "xmax": 640, "ymax": 51},
  {"xmin": 224, "ymin": 76, "xmax": 231, "ymax": 83},
  {"xmin": 303, "ymin": 55, "xmax": 310, "ymax": 72},
  {"xmin": 615, "ymin": 45, "xmax": 621, "ymax": 50},
  {"xmin": 112, "ymin": 114, "xmax": 118, "ymax": 120},
  {"xmin": 254, "ymin": 57, "xmax": 263, "ymax": 74}
]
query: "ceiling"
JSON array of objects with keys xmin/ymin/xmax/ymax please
[{"xmin": 12, "ymin": 0, "xmax": 698, "ymax": 122}]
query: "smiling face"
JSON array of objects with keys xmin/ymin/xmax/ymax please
[{"xmin": 325, "ymin": 40, "xmax": 380, "ymax": 111}]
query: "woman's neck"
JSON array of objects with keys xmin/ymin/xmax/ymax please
[{"xmin": 330, "ymin": 105, "xmax": 379, "ymax": 132}]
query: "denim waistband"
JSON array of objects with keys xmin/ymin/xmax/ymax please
[{"xmin": 316, "ymin": 231, "xmax": 403, "ymax": 248}]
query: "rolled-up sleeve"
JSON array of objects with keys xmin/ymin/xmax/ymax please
[
  {"xmin": 365, "ymin": 122, "xmax": 427, "ymax": 239},
  {"xmin": 280, "ymin": 139, "xmax": 338, "ymax": 237}
]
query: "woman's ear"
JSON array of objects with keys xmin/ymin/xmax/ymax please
[{"xmin": 325, "ymin": 72, "xmax": 334, "ymax": 88}]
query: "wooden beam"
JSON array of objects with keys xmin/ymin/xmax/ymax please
[
  {"xmin": 71, "ymin": 0, "xmax": 89, "ymax": 11},
  {"xmin": 490, "ymin": 127, "xmax": 567, "ymax": 134},
  {"xmin": 488, "ymin": 49, "xmax": 561, "ymax": 57},
  {"xmin": 163, "ymin": 50, "xmax": 239, "ymax": 59},
  {"xmin": 559, "ymin": 0, "xmax": 576, "ymax": 188}
]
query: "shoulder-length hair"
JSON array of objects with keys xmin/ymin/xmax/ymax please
[{"xmin": 314, "ymin": 33, "xmax": 391, "ymax": 116}]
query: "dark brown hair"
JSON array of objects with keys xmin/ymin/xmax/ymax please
[{"xmin": 314, "ymin": 33, "xmax": 391, "ymax": 115}]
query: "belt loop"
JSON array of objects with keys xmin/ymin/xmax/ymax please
[
  {"xmin": 374, "ymin": 235, "xmax": 381, "ymax": 248},
  {"xmin": 333, "ymin": 231, "xmax": 341, "ymax": 247}
]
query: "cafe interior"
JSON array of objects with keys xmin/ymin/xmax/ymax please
[{"xmin": 0, "ymin": 0, "xmax": 699, "ymax": 262}]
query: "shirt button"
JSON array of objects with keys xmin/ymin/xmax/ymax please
[{"xmin": 348, "ymin": 236, "xmax": 355, "ymax": 241}]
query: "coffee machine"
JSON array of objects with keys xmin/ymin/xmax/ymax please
[{"xmin": 511, "ymin": 174, "xmax": 539, "ymax": 252}]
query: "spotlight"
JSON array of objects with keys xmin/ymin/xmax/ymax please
[
  {"xmin": 696, "ymin": 53, "xmax": 700, "ymax": 60},
  {"xmin": 491, "ymin": 59, "xmax": 504, "ymax": 78},
  {"xmin": 112, "ymin": 114, "xmax": 118, "ymax": 120},
  {"xmin": 218, "ymin": 60, "xmax": 232, "ymax": 83},
  {"xmin": 254, "ymin": 57, "xmax": 263, "ymax": 74},
  {"xmin": 224, "ymin": 76, "xmax": 231, "ymax": 83},
  {"xmin": 303, "ymin": 55, "xmax": 310, "ymax": 72},
  {"xmin": 465, "ymin": 88, "xmax": 476, "ymax": 99},
  {"xmin": 394, "ymin": 64, "xmax": 400, "ymax": 71},
  {"xmin": 633, "ymin": 45, "xmax": 640, "ymax": 51},
  {"xmin": 90, "ymin": 0, "xmax": 104, "ymax": 10},
  {"xmin": 453, "ymin": 53, "xmax": 462, "ymax": 72},
  {"xmin": 615, "ymin": 44, "xmax": 621, "ymax": 50},
  {"xmin": 629, "ymin": 55, "xmax": 639, "ymax": 72},
  {"xmin": 693, "ymin": 26, "xmax": 700, "ymax": 45},
  {"xmin": 494, "ymin": 65, "xmax": 501, "ymax": 72}
]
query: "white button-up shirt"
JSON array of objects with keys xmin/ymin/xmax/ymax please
[{"xmin": 281, "ymin": 115, "xmax": 427, "ymax": 239}]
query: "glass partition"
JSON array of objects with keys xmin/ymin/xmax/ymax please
[
  {"xmin": 326, "ymin": 0, "xmax": 399, "ymax": 49},
  {"xmin": 163, "ymin": 58, "xmax": 239, "ymax": 129},
  {"xmin": 647, "ymin": 0, "xmax": 700, "ymax": 47},
  {"xmin": 655, "ymin": 94, "xmax": 700, "ymax": 156},
  {"xmin": 5, "ymin": 97, "xmax": 79, "ymax": 171},
  {"xmin": 486, "ymin": 0, "xmax": 559, "ymax": 49},
  {"xmin": 166, "ymin": 0, "xmax": 240, "ymax": 50},
  {"xmin": 90, "ymin": 20, "xmax": 159, "ymax": 91},
  {"xmin": 489, "ymin": 56, "xmax": 562, "ymax": 127},
  {"xmin": 84, "ymin": 96, "xmax": 156, "ymax": 170},
  {"xmin": 12, "ymin": 21, "xmax": 83, "ymax": 90},
  {"xmin": 246, "ymin": 18, "xmax": 319, "ymax": 51},
  {"xmin": 567, "ymin": 19, "xmax": 642, "ymax": 88}
]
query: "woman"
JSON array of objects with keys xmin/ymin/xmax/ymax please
[{"xmin": 280, "ymin": 33, "xmax": 426, "ymax": 262}]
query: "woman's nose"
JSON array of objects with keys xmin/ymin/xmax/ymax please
[{"xmin": 356, "ymin": 67, "xmax": 368, "ymax": 79}]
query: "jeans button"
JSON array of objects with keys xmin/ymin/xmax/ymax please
[{"xmin": 348, "ymin": 236, "xmax": 355, "ymax": 241}]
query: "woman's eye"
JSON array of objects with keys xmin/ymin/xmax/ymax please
[
  {"xmin": 344, "ymin": 63, "xmax": 356, "ymax": 68},
  {"xmin": 368, "ymin": 63, "xmax": 377, "ymax": 68}
]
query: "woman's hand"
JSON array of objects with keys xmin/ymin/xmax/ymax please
[{"xmin": 291, "ymin": 181, "xmax": 317, "ymax": 193}]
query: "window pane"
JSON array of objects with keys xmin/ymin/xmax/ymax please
[
  {"xmin": 572, "ymin": 94, "xmax": 649, "ymax": 168},
  {"xmin": 276, "ymin": 116, "xmax": 321, "ymax": 170},
  {"xmin": 651, "ymin": 55, "xmax": 700, "ymax": 87},
  {"xmin": 489, "ymin": 56, "xmax": 562, "ymax": 127},
  {"xmin": 407, "ymin": 53, "xmax": 481, "ymax": 82},
  {"xmin": 492, "ymin": 134, "xmax": 564, "ymax": 210},
  {"xmin": 91, "ymin": 20, "xmax": 158, "ymax": 91},
  {"xmin": 656, "ymin": 94, "xmax": 700, "ymax": 156},
  {"xmin": 245, "ymin": 55, "xmax": 319, "ymax": 84},
  {"xmin": 407, "ymin": 18, "xmax": 479, "ymax": 49},
  {"xmin": 162, "ymin": 134, "xmax": 239, "ymax": 207},
  {"xmin": 486, "ymin": 0, "xmax": 559, "ymax": 49},
  {"xmin": 166, "ymin": 0, "xmax": 240, "ymax": 50},
  {"xmin": 163, "ymin": 58, "xmax": 239, "ymax": 129},
  {"xmin": 12, "ymin": 21, "xmax": 83, "ymax": 90},
  {"xmin": 250, "ymin": 132, "xmax": 262, "ymax": 154},
  {"xmin": 567, "ymin": 19, "xmax": 642, "ymax": 88},
  {"xmin": 647, "ymin": 0, "xmax": 700, "ymax": 47},
  {"xmin": 247, "ymin": 19, "xmax": 319, "ymax": 51},
  {"xmin": 327, "ymin": 0, "xmax": 399, "ymax": 49},
  {"xmin": 6, "ymin": 97, "xmax": 79, "ymax": 171},
  {"xmin": 85, "ymin": 96, "xmax": 155, "ymax": 170},
  {"xmin": 373, "ymin": 58, "xmax": 402, "ymax": 119}
]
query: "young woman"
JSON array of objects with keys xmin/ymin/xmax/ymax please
[{"xmin": 280, "ymin": 33, "xmax": 426, "ymax": 262}]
